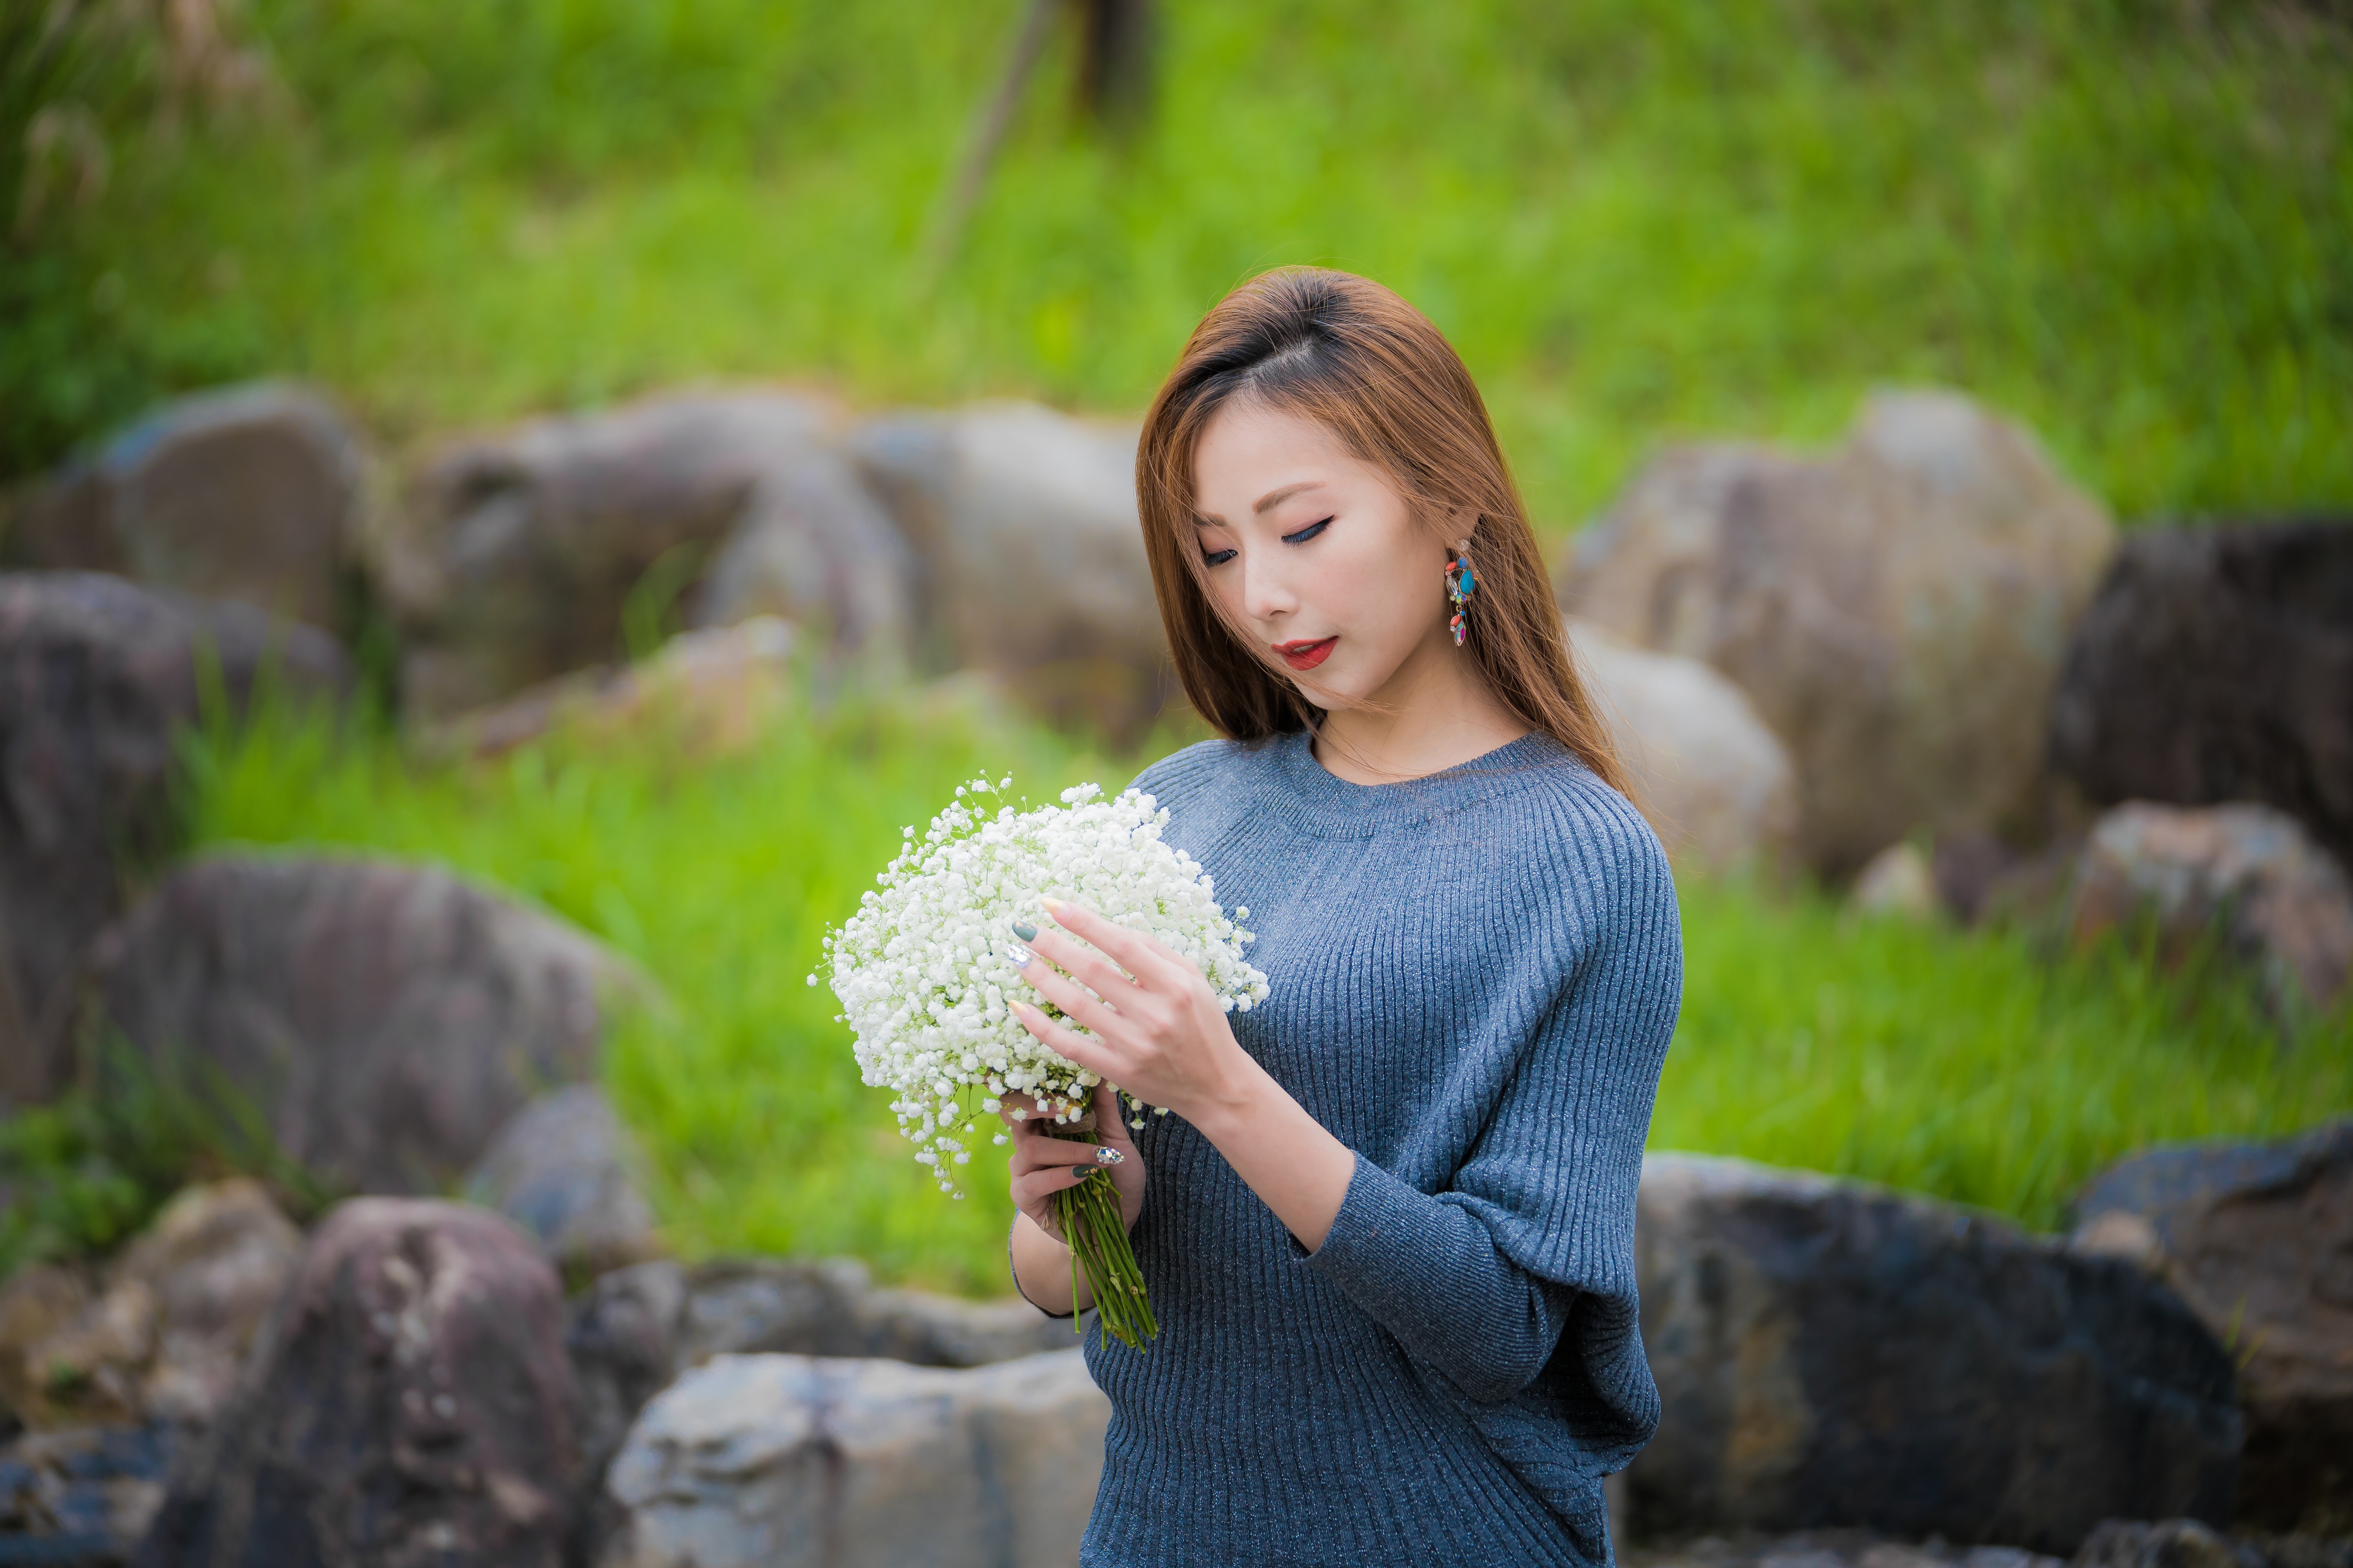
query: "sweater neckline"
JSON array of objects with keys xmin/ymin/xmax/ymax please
[{"xmin": 1253, "ymin": 727, "xmax": 1579, "ymax": 837}]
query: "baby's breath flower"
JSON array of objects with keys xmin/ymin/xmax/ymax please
[{"xmin": 825, "ymin": 775, "xmax": 1269, "ymax": 1196}]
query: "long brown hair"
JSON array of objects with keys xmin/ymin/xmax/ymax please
[{"xmin": 1136, "ymin": 267, "xmax": 1627, "ymax": 794}]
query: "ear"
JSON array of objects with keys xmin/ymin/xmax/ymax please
[{"xmin": 1447, "ymin": 505, "xmax": 1477, "ymax": 555}]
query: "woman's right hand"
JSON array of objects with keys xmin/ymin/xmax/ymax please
[{"xmin": 1001, "ymin": 1082, "xmax": 1147, "ymax": 1243}]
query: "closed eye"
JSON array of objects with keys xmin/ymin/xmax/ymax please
[
  {"xmin": 1201, "ymin": 547, "xmax": 1238, "ymax": 567},
  {"xmin": 1281, "ymin": 517, "xmax": 1333, "ymax": 546}
]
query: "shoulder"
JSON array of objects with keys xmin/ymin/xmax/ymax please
[
  {"xmin": 1125, "ymin": 736, "xmax": 1283, "ymax": 812},
  {"xmin": 1492, "ymin": 742, "xmax": 1679, "ymax": 934}
]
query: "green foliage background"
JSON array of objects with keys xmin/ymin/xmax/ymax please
[{"xmin": 5, "ymin": 0, "xmax": 2349, "ymax": 523}]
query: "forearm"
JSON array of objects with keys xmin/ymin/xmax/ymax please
[
  {"xmin": 1187, "ymin": 1057, "xmax": 1358, "ymax": 1253},
  {"xmin": 1009, "ymin": 1210, "xmax": 1091, "ymax": 1316}
]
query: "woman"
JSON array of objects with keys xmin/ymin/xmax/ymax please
[{"xmin": 999, "ymin": 268, "xmax": 1681, "ymax": 1566}]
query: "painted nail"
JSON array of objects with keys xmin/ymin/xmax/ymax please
[
  {"xmin": 1093, "ymin": 1147, "xmax": 1124, "ymax": 1166},
  {"xmin": 1071, "ymin": 1166, "xmax": 1094, "ymax": 1180},
  {"xmin": 1006, "ymin": 943, "xmax": 1033, "ymax": 968},
  {"xmin": 1011, "ymin": 921, "xmax": 1038, "ymax": 942}
]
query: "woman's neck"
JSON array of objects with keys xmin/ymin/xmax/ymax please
[{"xmin": 1309, "ymin": 625, "xmax": 1529, "ymax": 785}]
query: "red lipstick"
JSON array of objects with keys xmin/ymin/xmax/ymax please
[{"xmin": 1274, "ymin": 636, "xmax": 1337, "ymax": 671}]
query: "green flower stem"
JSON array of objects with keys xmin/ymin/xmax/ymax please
[{"xmin": 1051, "ymin": 1131, "xmax": 1156, "ymax": 1353}]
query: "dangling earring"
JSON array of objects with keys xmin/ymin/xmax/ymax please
[{"xmin": 1444, "ymin": 538, "xmax": 1477, "ymax": 646}]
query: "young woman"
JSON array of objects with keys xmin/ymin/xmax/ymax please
[{"xmin": 998, "ymin": 268, "xmax": 1681, "ymax": 1566}]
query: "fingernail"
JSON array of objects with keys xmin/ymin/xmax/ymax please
[
  {"xmin": 1011, "ymin": 921, "xmax": 1037, "ymax": 942},
  {"xmin": 1006, "ymin": 943, "xmax": 1033, "ymax": 968},
  {"xmin": 1071, "ymin": 1166, "xmax": 1094, "ymax": 1180},
  {"xmin": 1093, "ymin": 1147, "xmax": 1124, "ymax": 1166},
  {"xmin": 1040, "ymin": 897, "xmax": 1067, "ymax": 916}
]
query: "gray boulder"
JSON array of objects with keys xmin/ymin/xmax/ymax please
[
  {"xmin": 135, "ymin": 1198, "xmax": 580, "ymax": 1568},
  {"xmin": 2071, "ymin": 1521, "xmax": 2267, "ymax": 1568},
  {"xmin": 1851, "ymin": 841, "xmax": 1940, "ymax": 918},
  {"xmin": 0, "ymin": 572, "xmax": 348, "ymax": 1108},
  {"xmin": 594, "ymin": 1350, "xmax": 1108, "ymax": 1568},
  {"xmin": 466, "ymin": 1085, "xmax": 662, "ymax": 1279},
  {"xmin": 2049, "ymin": 520, "xmax": 2353, "ymax": 871},
  {"xmin": 675, "ymin": 1256, "xmax": 1074, "ymax": 1371},
  {"xmin": 565, "ymin": 1262, "xmax": 692, "ymax": 1515},
  {"xmin": 86, "ymin": 854, "xmax": 642, "ymax": 1197},
  {"xmin": 852, "ymin": 402, "xmax": 1170, "ymax": 743},
  {"xmin": 563, "ymin": 1255, "xmax": 1075, "ymax": 1510},
  {"xmin": 1567, "ymin": 616, "xmax": 1799, "ymax": 877},
  {"xmin": 1561, "ymin": 390, "xmax": 2115, "ymax": 879},
  {"xmin": 420, "ymin": 616, "xmax": 796, "ymax": 763},
  {"xmin": 384, "ymin": 389, "xmax": 910, "ymax": 718},
  {"xmin": 6, "ymin": 383, "xmax": 365, "ymax": 632},
  {"xmin": 1629, "ymin": 1153, "xmax": 2241, "ymax": 1553},
  {"xmin": 2071, "ymin": 1121, "xmax": 2353, "ymax": 1534},
  {"xmin": 0, "ymin": 1180, "xmax": 301, "ymax": 1434},
  {"xmin": 1623, "ymin": 1531, "xmax": 2066, "ymax": 1568},
  {"xmin": 2066, "ymin": 801, "xmax": 2353, "ymax": 1019}
]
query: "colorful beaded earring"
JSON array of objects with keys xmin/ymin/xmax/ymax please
[{"xmin": 1444, "ymin": 538, "xmax": 1477, "ymax": 646}]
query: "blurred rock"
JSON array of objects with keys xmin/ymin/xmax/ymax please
[
  {"xmin": 2049, "ymin": 520, "xmax": 2353, "ymax": 870},
  {"xmin": 6, "ymin": 383, "xmax": 365, "ymax": 632},
  {"xmin": 852, "ymin": 402, "xmax": 1170, "ymax": 743},
  {"xmin": 466, "ymin": 1085, "xmax": 661, "ymax": 1279},
  {"xmin": 1851, "ymin": 841, "xmax": 1938, "ymax": 918},
  {"xmin": 421, "ymin": 616, "xmax": 795, "ymax": 763},
  {"xmin": 385, "ymin": 389, "xmax": 909, "ymax": 718},
  {"xmin": 0, "ymin": 572, "xmax": 348, "ymax": 1108},
  {"xmin": 0, "ymin": 1181, "xmax": 301, "ymax": 1435},
  {"xmin": 2072, "ymin": 1521, "xmax": 2266, "ymax": 1568},
  {"xmin": 110, "ymin": 1180, "xmax": 301, "ymax": 1428},
  {"xmin": 1629, "ymin": 1153, "xmax": 2240, "ymax": 1553},
  {"xmin": 2071, "ymin": 1121, "xmax": 2353, "ymax": 1534},
  {"xmin": 1927, "ymin": 829, "xmax": 2078, "ymax": 927},
  {"xmin": 677, "ymin": 1257, "xmax": 1073, "ymax": 1371},
  {"xmin": 1562, "ymin": 390, "xmax": 2115, "ymax": 880},
  {"xmin": 0, "ymin": 1422, "xmax": 177, "ymax": 1563},
  {"xmin": 0, "ymin": 1265, "xmax": 121, "ymax": 1430},
  {"xmin": 2066, "ymin": 802, "xmax": 2353, "ymax": 1018},
  {"xmin": 855, "ymin": 1284, "xmax": 1086, "ymax": 1369},
  {"xmin": 594, "ymin": 1349, "xmax": 1108, "ymax": 1568},
  {"xmin": 1568, "ymin": 617, "xmax": 1800, "ymax": 876},
  {"xmin": 135, "ymin": 1199, "xmax": 580, "ymax": 1568},
  {"xmin": 565, "ymin": 1261, "xmax": 689, "ymax": 1513},
  {"xmin": 86, "ymin": 854, "xmax": 642, "ymax": 1197},
  {"xmin": 1622, "ymin": 1530, "xmax": 2066, "ymax": 1568}
]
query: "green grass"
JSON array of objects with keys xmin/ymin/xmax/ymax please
[
  {"xmin": 170, "ymin": 697, "xmax": 2353, "ymax": 1293},
  {"xmin": 5, "ymin": 0, "xmax": 2349, "ymax": 525},
  {"xmin": 1658, "ymin": 878, "xmax": 2351, "ymax": 1229}
]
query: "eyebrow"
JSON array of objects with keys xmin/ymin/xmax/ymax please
[{"xmin": 1194, "ymin": 481, "xmax": 1329, "ymax": 526}]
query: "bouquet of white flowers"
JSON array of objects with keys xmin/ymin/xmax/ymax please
[{"xmin": 814, "ymin": 776, "xmax": 1269, "ymax": 1350}]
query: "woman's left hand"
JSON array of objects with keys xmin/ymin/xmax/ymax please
[{"xmin": 1009, "ymin": 898, "xmax": 1256, "ymax": 1126}]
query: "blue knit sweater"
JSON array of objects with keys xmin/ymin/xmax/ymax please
[{"xmin": 1063, "ymin": 729, "xmax": 1682, "ymax": 1567}]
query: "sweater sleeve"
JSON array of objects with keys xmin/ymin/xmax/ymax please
[
  {"xmin": 1300, "ymin": 1154, "xmax": 1576, "ymax": 1401},
  {"xmin": 1298, "ymin": 788, "xmax": 1682, "ymax": 1416}
]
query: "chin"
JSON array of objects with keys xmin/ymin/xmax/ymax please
[{"xmin": 1290, "ymin": 664, "xmax": 1379, "ymax": 709}]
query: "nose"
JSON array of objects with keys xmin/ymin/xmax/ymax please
[{"xmin": 1236, "ymin": 549, "xmax": 1300, "ymax": 625}]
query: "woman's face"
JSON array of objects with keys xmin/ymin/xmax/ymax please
[{"xmin": 1189, "ymin": 399, "xmax": 1457, "ymax": 708}]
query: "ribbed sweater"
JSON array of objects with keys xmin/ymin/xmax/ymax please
[{"xmin": 1060, "ymin": 729, "xmax": 1683, "ymax": 1568}]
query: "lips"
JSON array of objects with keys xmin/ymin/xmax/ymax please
[{"xmin": 1274, "ymin": 636, "xmax": 1337, "ymax": 672}]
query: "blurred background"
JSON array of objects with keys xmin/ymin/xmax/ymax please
[{"xmin": 1, "ymin": 2, "xmax": 2350, "ymax": 1561}]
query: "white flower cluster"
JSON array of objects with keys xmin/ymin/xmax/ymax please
[{"xmin": 813, "ymin": 777, "xmax": 1269, "ymax": 1196}]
